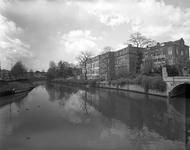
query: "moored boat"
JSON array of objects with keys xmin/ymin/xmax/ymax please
[{"xmin": 0, "ymin": 86, "xmax": 35, "ymax": 97}]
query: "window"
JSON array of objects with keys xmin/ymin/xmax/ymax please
[
  {"xmin": 161, "ymin": 43, "xmax": 165, "ymax": 46},
  {"xmin": 168, "ymin": 47, "xmax": 172, "ymax": 55},
  {"xmin": 168, "ymin": 59, "xmax": 173, "ymax": 64},
  {"xmin": 176, "ymin": 48, "xmax": 178, "ymax": 55},
  {"xmin": 181, "ymin": 50, "xmax": 183, "ymax": 55}
]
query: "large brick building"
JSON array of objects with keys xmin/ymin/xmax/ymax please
[
  {"xmin": 114, "ymin": 44, "xmax": 144, "ymax": 74},
  {"xmin": 99, "ymin": 52, "xmax": 115, "ymax": 80},
  {"xmin": 143, "ymin": 38, "xmax": 190, "ymax": 74},
  {"xmin": 86, "ymin": 55, "xmax": 101, "ymax": 79},
  {"xmin": 85, "ymin": 38, "xmax": 189, "ymax": 80}
]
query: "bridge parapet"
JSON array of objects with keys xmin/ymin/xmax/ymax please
[
  {"xmin": 163, "ymin": 76, "xmax": 190, "ymax": 82},
  {"xmin": 163, "ymin": 76, "xmax": 190, "ymax": 97}
]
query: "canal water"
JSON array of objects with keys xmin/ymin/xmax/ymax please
[{"xmin": 0, "ymin": 83, "xmax": 189, "ymax": 150}]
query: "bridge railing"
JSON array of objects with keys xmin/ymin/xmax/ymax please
[{"xmin": 163, "ymin": 76, "xmax": 190, "ymax": 82}]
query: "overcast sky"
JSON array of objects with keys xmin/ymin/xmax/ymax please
[{"xmin": 0, "ymin": 0, "xmax": 190, "ymax": 71}]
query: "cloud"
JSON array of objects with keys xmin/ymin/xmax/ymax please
[
  {"xmin": 76, "ymin": 0, "xmax": 190, "ymax": 44},
  {"xmin": 0, "ymin": 14, "xmax": 24, "ymax": 38},
  {"xmin": 0, "ymin": 12, "xmax": 34, "ymax": 70},
  {"xmin": 5, "ymin": 35, "xmax": 31, "ymax": 49},
  {"xmin": 116, "ymin": 44, "xmax": 127, "ymax": 51},
  {"xmin": 89, "ymin": 9, "xmax": 127, "ymax": 28},
  {"xmin": 61, "ymin": 30, "xmax": 101, "ymax": 55},
  {"xmin": 0, "ymin": 41, "xmax": 34, "ymax": 58}
]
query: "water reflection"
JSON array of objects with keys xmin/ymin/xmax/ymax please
[
  {"xmin": 45, "ymin": 83, "xmax": 79, "ymax": 103},
  {"xmin": 79, "ymin": 88, "xmax": 188, "ymax": 149},
  {"xmin": 0, "ymin": 83, "xmax": 189, "ymax": 150},
  {"xmin": 169, "ymin": 95, "xmax": 190, "ymax": 146}
]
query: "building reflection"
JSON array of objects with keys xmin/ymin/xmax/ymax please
[
  {"xmin": 170, "ymin": 96, "xmax": 190, "ymax": 145},
  {"xmin": 80, "ymin": 88, "xmax": 189, "ymax": 145}
]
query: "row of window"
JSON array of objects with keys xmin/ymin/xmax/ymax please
[
  {"xmin": 115, "ymin": 65, "xmax": 128, "ymax": 70},
  {"xmin": 144, "ymin": 47, "xmax": 189, "ymax": 57},
  {"xmin": 92, "ymin": 62, "xmax": 99, "ymax": 68},
  {"xmin": 115, "ymin": 57, "xmax": 129, "ymax": 65},
  {"xmin": 114, "ymin": 48, "xmax": 128, "ymax": 56}
]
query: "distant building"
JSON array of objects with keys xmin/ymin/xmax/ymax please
[
  {"xmin": 114, "ymin": 44, "xmax": 144, "ymax": 74},
  {"xmin": 1, "ymin": 69, "xmax": 10, "ymax": 79},
  {"xmin": 85, "ymin": 56, "xmax": 100, "ymax": 80},
  {"xmin": 85, "ymin": 55, "xmax": 100, "ymax": 80},
  {"xmin": 33, "ymin": 71, "xmax": 46, "ymax": 78},
  {"xmin": 86, "ymin": 59, "xmax": 92, "ymax": 79},
  {"xmin": 99, "ymin": 52, "xmax": 115, "ymax": 81},
  {"xmin": 142, "ymin": 38, "xmax": 190, "ymax": 74}
]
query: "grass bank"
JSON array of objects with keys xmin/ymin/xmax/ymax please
[{"xmin": 0, "ymin": 79, "xmax": 35, "ymax": 93}]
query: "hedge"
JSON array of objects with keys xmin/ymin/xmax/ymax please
[
  {"xmin": 52, "ymin": 78, "xmax": 98, "ymax": 87},
  {"xmin": 111, "ymin": 75, "xmax": 167, "ymax": 92},
  {"xmin": 52, "ymin": 75, "xmax": 167, "ymax": 93}
]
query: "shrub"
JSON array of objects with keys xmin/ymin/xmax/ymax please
[
  {"xmin": 150, "ymin": 76, "xmax": 167, "ymax": 92},
  {"xmin": 111, "ymin": 78, "xmax": 133, "ymax": 87},
  {"xmin": 52, "ymin": 78, "xmax": 98, "ymax": 87},
  {"xmin": 133, "ymin": 75, "xmax": 145, "ymax": 85},
  {"xmin": 133, "ymin": 75, "xmax": 167, "ymax": 92},
  {"xmin": 52, "ymin": 75, "xmax": 167, "ymax": 93},
  {"xmin": 88, "ymin": 79, "xmax": 97, "ymax": 87},
  {"xmin": 141, "ymin": 76, "xmax": 152, "ymax": 92}
]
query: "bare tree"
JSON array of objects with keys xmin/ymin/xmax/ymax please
[
  {"xmin": 125, "ymin": 32, "xmax": 156, "ymax": 48},
  {"xmin": 124, "ymin": 32, "xmax": 156, "ymax": 74},
  {"xmin": 76, "ymin": 51, "xmax": 93, "ymax": 80},
  {"xmin": 100, "ymin": 46, "xmax": 114, "ymax": 54}
]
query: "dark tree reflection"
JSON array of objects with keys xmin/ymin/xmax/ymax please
[{"xmin": 45, "ymin": 83, "xmax": 79, "ymax": 104}]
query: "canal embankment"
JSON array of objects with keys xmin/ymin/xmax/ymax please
[
  {"xmin": 0, "ymin": 79, "xmax": 35, "ymax": 96},
  {"xmin": 51, "ymin": 75, "xmax": 168, "ymax": 97}
]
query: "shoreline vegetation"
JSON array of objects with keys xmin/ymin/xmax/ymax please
[{"xmin": 51, "ymin": 75, "xmax": 167, "ymax": 97}]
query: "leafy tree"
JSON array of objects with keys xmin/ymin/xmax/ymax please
[
  {"xmin": 115, "ymin": 69, "xmax": 129, "ymax": 79},
  {"xmin": 126, "ymin": 32, "xmax": 156, "ymax": 48},
  {"xmin": 76, "ymin": 51, "xmax": 93, "ymax": 80},
  {"xmin": 57, "ymin": 60, "xmax": 66, "ymax": 78},
  {"xmin": 141, "ymin": 60, "xmax": 154, "ymax": 76},
  {"xmin": 134, "ymin": 50, "xmax": 143, "ymax": 74},
  {"xmin": 57, "ymin": 60, "xmax": 73, "ymax": 78},
  {"xmin": 46, "ymin": 61, "xmax": 57, "ymax": 81},
  {"xmin": 10, "ymin": 61, "xmax": 27, "ymax": 78},
  {"xmin": 165, "ymin": 65, "xmax": 179, "ymax": 76}
]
